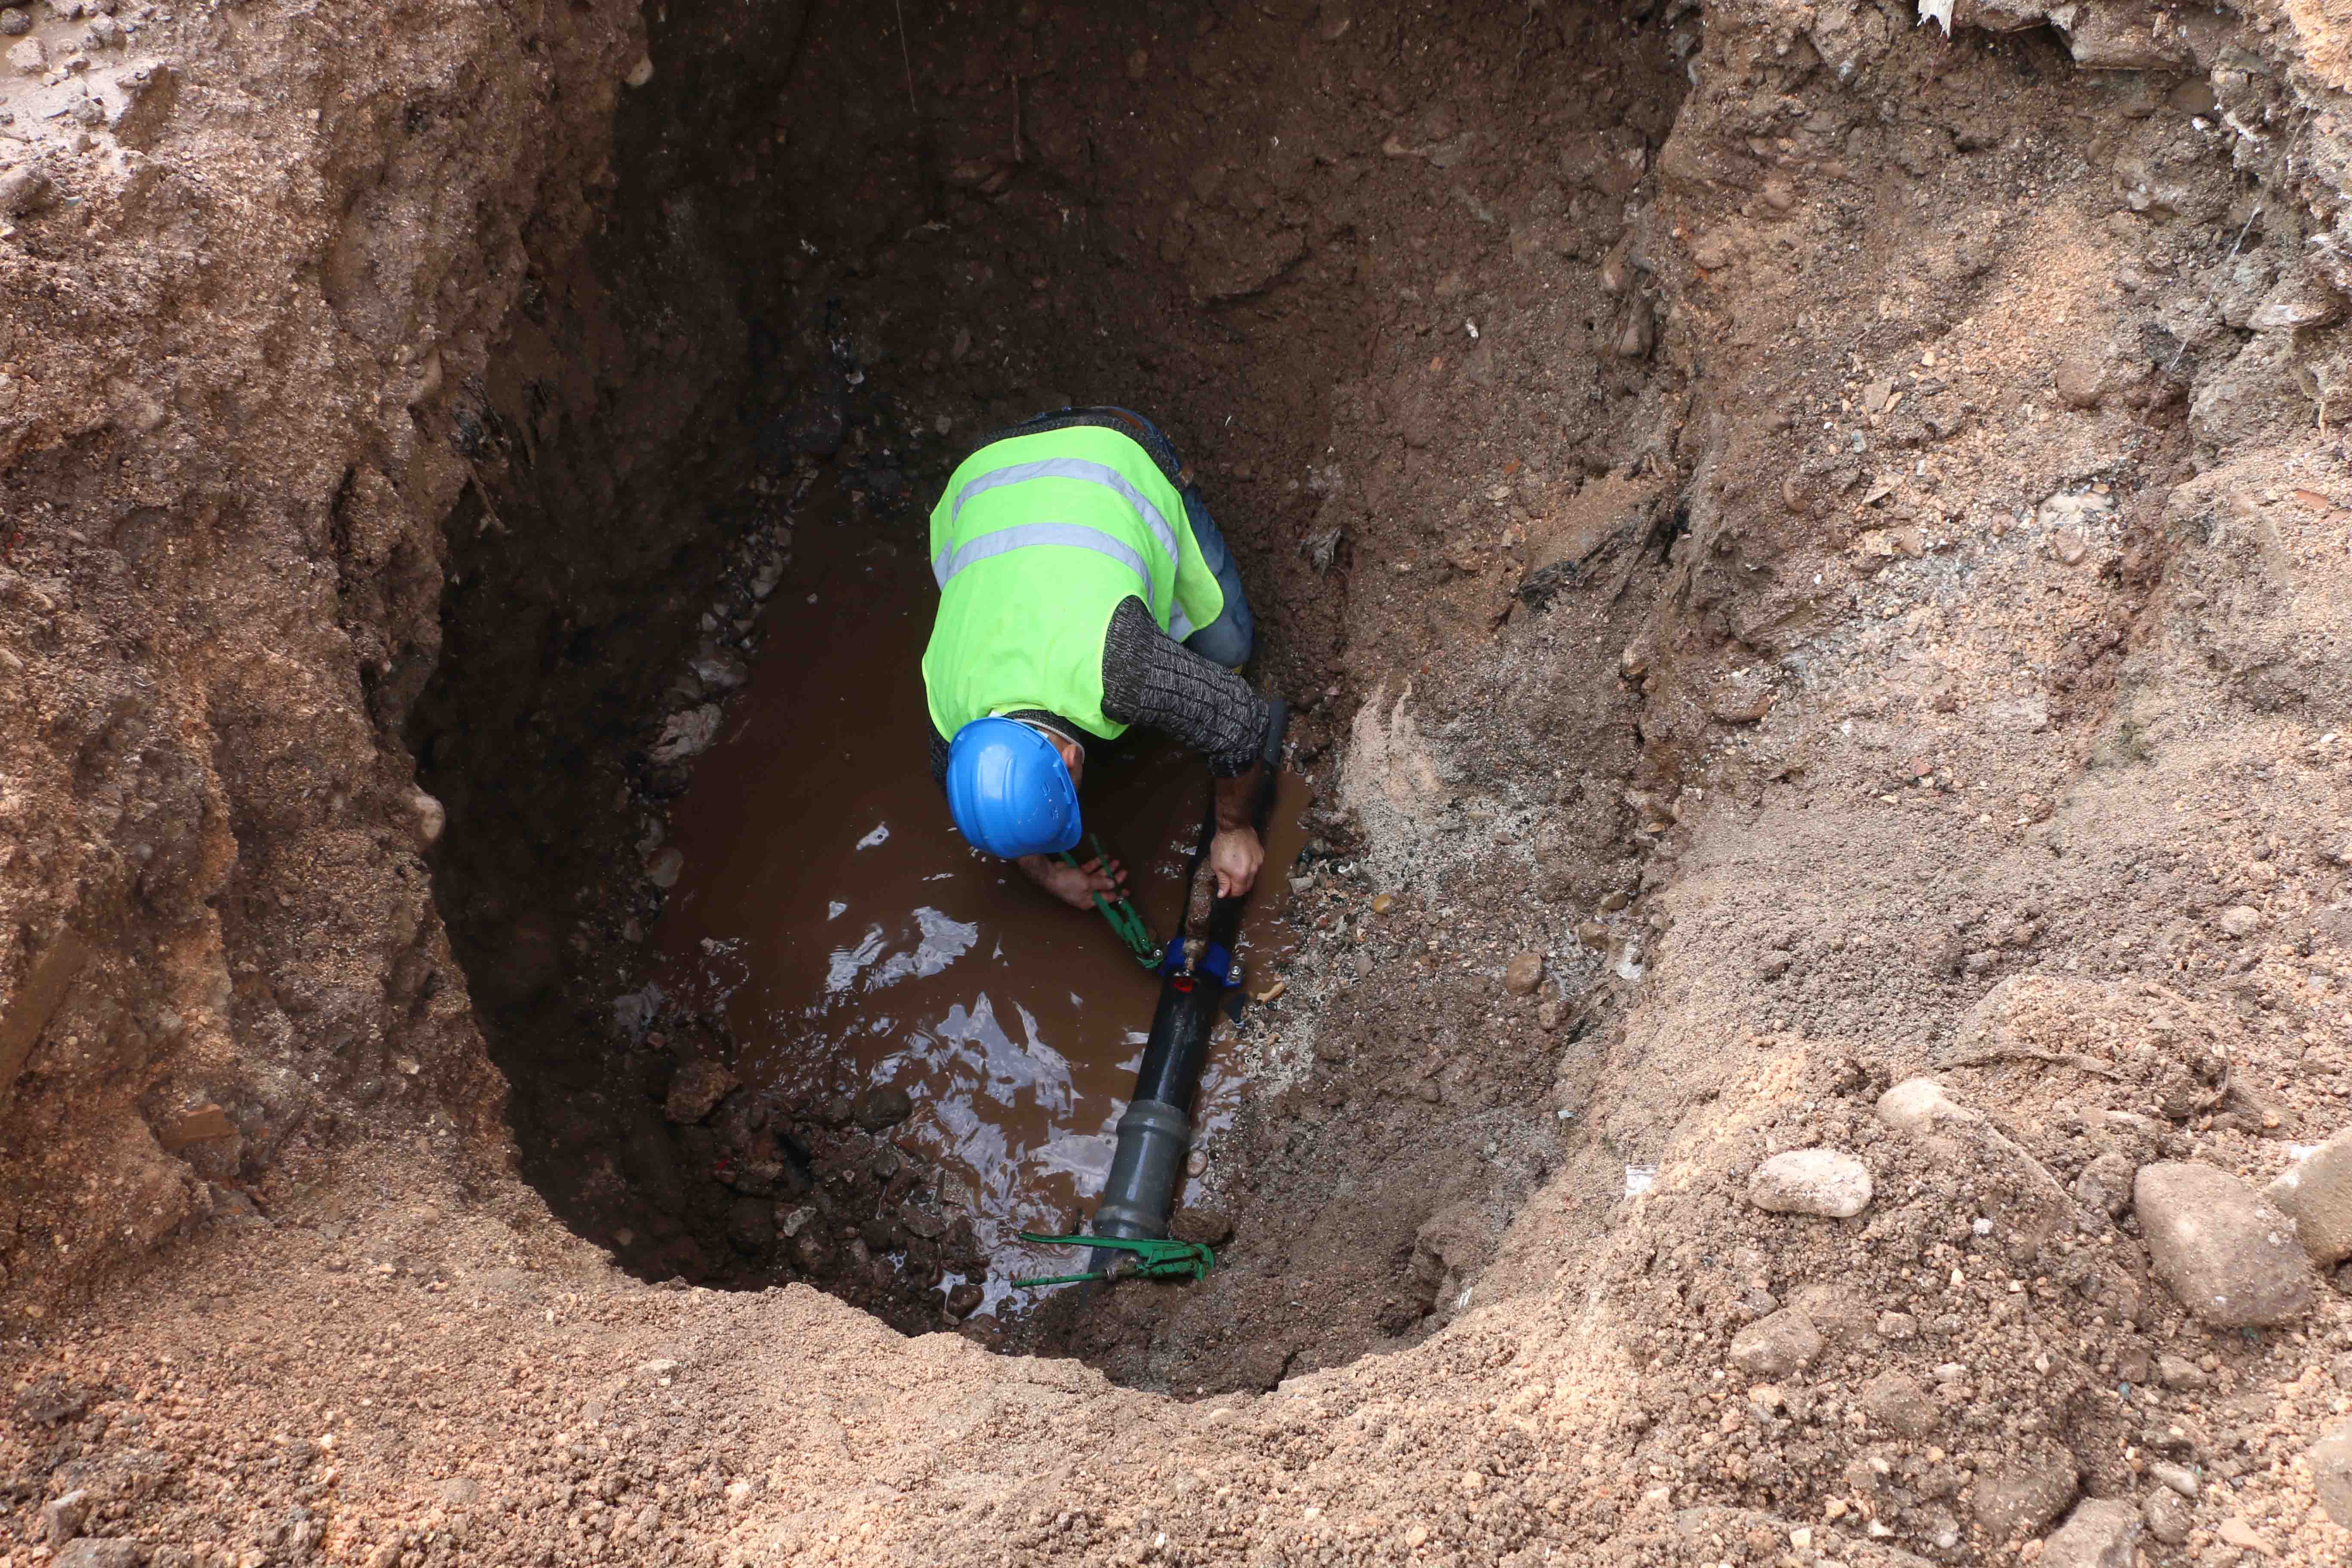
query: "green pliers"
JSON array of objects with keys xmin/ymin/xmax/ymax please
[
  {"xmin": 1010, "ymin": 1231, "xmax": 1216, "ymax": 1287},
  {"xmin": 1058, "ymin": 833, "xmax": 1159, "ymax": 968}
]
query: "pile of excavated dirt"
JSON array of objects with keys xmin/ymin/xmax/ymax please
[{"xmin": 9, "ymin": 0, "xmax": 2352, "ymax": 1562}]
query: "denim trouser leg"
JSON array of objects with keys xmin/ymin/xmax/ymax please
[
  {"xmin": 1176, "ymin": 490, "xmax": 1255, "ymax": 670},
  {"xmin": 1095, "ymin": 407, "xmax": 1255, "ymax": 668}
]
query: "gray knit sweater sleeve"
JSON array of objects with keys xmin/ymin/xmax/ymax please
[{"xmin": 1099, "ymin": 597, "xmax": 1271, "ymax": 777}]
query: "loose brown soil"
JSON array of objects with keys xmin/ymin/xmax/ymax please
[{"xmin": 8, "ymin": 0, "xmax": 2352, "ymax": 1563}]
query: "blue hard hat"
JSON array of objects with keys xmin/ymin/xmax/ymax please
[{"xmin": 943, "ymin": 717, "xmax": 1081, "ymax": 859}]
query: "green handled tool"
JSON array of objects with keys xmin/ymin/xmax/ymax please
[
  {"xmin": 1058, "ymin": 832, "xmax": 1160, "ymax": 968},
  {"xmin": 1010, "ymin": 1231, "xmax": 1215, "ymax": 1288}
]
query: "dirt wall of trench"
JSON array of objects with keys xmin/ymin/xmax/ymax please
[
  {"xmin": 7, "ymin": 0, "xmax": 2352, "ymax": 1564},
  {"xmin": 0, "ymin": 0, "xmax": 651, "ymax": 1318}
]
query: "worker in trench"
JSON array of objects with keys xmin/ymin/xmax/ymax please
[{"xmin": 922, "ymin": 405, "xmax": 1274, "ymax": 911}]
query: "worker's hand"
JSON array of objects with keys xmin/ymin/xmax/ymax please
[
  {"xmin": 1209, "ymin": 826, "xmax": 1263, "ymax": 898},
  {"xmin": 1037, "ymin": 854, "xmax": 1128, "ymax": 911}
]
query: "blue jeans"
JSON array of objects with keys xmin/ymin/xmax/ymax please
[
  {"xmin": 1175, "ymin": 489, "xmax": 1254, "ymax": 670},
  {"xmin": 995, "ymin": 405, "xmax": 1256, "ymax": 670}
]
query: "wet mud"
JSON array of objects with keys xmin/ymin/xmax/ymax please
[{"xmin": 646, "ymin": 479, "xmax": 1308, "ymax": 1319}]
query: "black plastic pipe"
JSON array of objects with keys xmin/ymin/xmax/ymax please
[{"xmin": 1089, "ymin": 698, "xmax": 1287, "ymax": 1268}]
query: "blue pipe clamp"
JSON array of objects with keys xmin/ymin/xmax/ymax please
[{"xmin": 1160, "ymin": 937, "xmax": 1238, "ymax": 990}]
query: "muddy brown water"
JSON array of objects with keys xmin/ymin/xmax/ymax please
[{"xmin": 649, "ymin": 482, "xmax": 1308, "ymax": 1316}]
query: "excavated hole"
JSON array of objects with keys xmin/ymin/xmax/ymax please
[{"xmin": 407, "ymin": 0, "xmax": 1693, "ymax": 1388}]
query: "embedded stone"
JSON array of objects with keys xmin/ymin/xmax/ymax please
[
  {"xmin": 664, "ymin": 1059, "xmax": 737, "ymax": 1124},
  {"xmin": 2143, "ymin": 1486, "xmax": 2193, "ymax": 1546},
  {"xmin": 1747, "ymin": 1148, "xmax": 1874, "ymax": 1219},
  {"xmin": 1858, "ymin": 1369, "xmax": 1936, "ymax": 1438},
  {"xmin": 2135, "ymin": 1162, "xmax": 2313, "ymax": 1327},
  {"xmin": 2265, "ymin": 1125, "xmax": 2352, "ymax": 1265},
  {"xmin": 53, "ymin": 1544, "xmax": 146, "ymax": 1568},
  {"xmin": 1877, "ymin": 1077, "xmax": 1978, "ymax": 1135},
  {"xmin": 852, "ymin": 1085, "xmax": 913, "ymax": 1130},
  {"xmin": 1728, "ymin": 1308, "xmax": 1822, "ymax": 1377},
  {"xmin": 1502, "ymin": 952, "xmax": 1544, "ymax": 996},
  {"xmin": 408, "ymin": 787, "xmax": 446, "ymax": 847},
  {"xmin": 2038, "ymin": 1498, "xmax": 2141, "ymax": 1568},
  {"xmin": 1971, "ymin": 1441, "xmax": 2077, "ymax": 1540},
  {"xmin": 2073, "ymin": 1148, "xmax": 2137, "ymax": 1219},
  {"xmin": 2310, "ymin": 1423, "xmax": 2352, "ymax": 1528}
]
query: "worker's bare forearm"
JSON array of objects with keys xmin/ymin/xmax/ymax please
[
  {"xmin": 1214, "ymin": 762, "xmax": 1263, "ymax": 831},
  {"xmin": 1014, "ymin": 853, "xmax": 1056, "ymax": 889}
]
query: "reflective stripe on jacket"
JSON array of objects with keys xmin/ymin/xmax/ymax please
[{"xmin": 922, "ymin": 424, "xmax": 1227, "ymax": 741}]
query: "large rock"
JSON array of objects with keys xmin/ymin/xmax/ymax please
[
  {"xmin": 2312, "ymin": 1423, "xmax": 2352, "ymax": 1528},
  {"xmin": 1858, "ymin": 1369, "xmax": 1936, "ymax": 1437},
  {"xmin": 1747, "ymin": 1148, "xmax": 1874, "ymax": 1218},
  {"xmin": 2265, "ymin": 1127, "xmax": 2352, "ymax": 1265},
  {"xmin": 1502, "ymin": 952, "xmax": 1544, "ymax": 996},
  {"xmin": 107, "ymin": 62, "xmax": 177, "ymax": 149},
  {"xmin": 0, "ymin": 162, "xmax": 49, "ymax": 217},
  {"xmin": 650, "ymin": 703, "xmax": 723, "ymax": 763},
  {"xmin": 40, "ymin": 1489, "xmax": 91, "ymax": 1545},
  {"xmin": 2135, "ymin": 1163, "xmax": 2314, "ymax": 1327},
  {"xmin": 1727, "ymin": 1308, "xmax": 1822, "ymax": 1377},
  {"xmin": 852, "ymin": 1085, "xmax": 914, "ymax": 1130},
  {"xmin": 2039, "ymin": 1498, "xmax": 2141, "ymax": 1568},
  {"xmin": 2143, "ymin": 1486, "xmax": 2193, "ymax": 1545},
  {"xmin": 1972, "ymin": 1441, "xmax": 2078, "ymax": 1539},
  {"xmin": 1877, "ymin": 1077, "xmax": 1977, "ymax": 1134},
  {"xmin": 2073, "ymin": 1149, "xmax": 2137, "ymax": 1219},
  {"xmin": 53, "ymin": 1544, "xmax": 146, "ymax": 1568},
  {"xmin": 664, "ymin": 1059, "xmax": 738, "ymax": 1124}
]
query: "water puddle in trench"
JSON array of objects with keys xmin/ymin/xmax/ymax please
[{"xmin": 647, "ymin": 479, "xmax": 1308, "ymax": 1318}]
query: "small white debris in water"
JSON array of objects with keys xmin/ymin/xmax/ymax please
[
  {"xmin": 826, "ymin": 900, "xmax": 847, "ymax": 920},
  {"xmin": 1625, "ymin": 1165, "xmax": 1658, "ymax": 1197},
  {"xmin": 856, "ymin": 823, "xmax": 890, "ymax": 850}
]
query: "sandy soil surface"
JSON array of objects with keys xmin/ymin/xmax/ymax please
[{"xmin": 9, "ymin": 0, "xmax": 2352, "ymax": 1564}]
